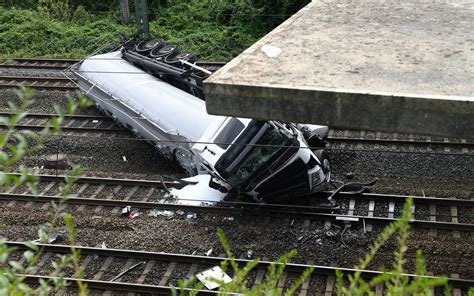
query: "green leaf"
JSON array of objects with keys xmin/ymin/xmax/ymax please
[
  {"xmin": 23, "ymin": 250, "xmax": 35, "ymax": 262},
  {"xmin": 0, "ymin": 152, "xmax": 8, "ymax": 165},
  {"xmin": 9, "ymin": 260, "xmax": 24, "ymax": 271}
]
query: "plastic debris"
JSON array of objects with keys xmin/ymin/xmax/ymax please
[
  {"xmin": 101, "ymin": 242, "xmax": 107, "ymax": 249},
  {"xmin": 148, "ymin": 209, "xmax": 174, "ymax": 218},
  {"xmin": 246, "ymin": 250, "xmax": 253, "ymax": 258},
  {"xmin": 196, "ymin": 266, "xmax": 232, "ymax": 290},
  {"xmin": 186, "ymin": 213, "xmax": 197, "ymax": 220},
  {"xmin": 92, "ymin": 120, "xmax": 99, "ymax": 123},
  {"xmin": 176, "ymin": 210, "xmax": 185, "ymax": 215},
  {"xmin": 130, "ymin": 213, "xmax": 140, "ymax": 219},
  {"xmin": 205, "ymin": 248, "xmax": 213, "ymax": 256},
  {"xmin": 122, "ymin": 156, "xmax": 127, "ymax": 162},
  {"xmin": 121, "ymin": 206, "xmax": 132, "ymax": 217},
  {"xmin": 223, "ymin": 217, "xmax": 234, "ymax": 221},
  {"xmin": 345, "ymin": 172, "xmax": 355, "ymax": 179}
]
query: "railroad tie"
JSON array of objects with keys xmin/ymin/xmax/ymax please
[
  {"xmin": 277, "ymin": 271, "xmax": 288, "ymax": 294},
  {"xmin": 60, "ymin": 183, "xmax": 89, "ymax": 212},
  {"xmin": 92, "ymin": 257, "xmax": 114, "ymax": 280},
  {"xmin": 375, "ymin": 283, "xmax": 384, "ymax": 296},
  {"xmin": 142, "ymin": 187, "xmax": 156, "ymax": 202},
  {"xmin": 77, "ymin": 184, "xmax": 105, "ymax": 212},
  {"xmin": 408, "ymin": 134, "xmax": 415, "ymax": 152},
  {"xmin": 159, "ymin": 262, "xmax": 177, "ymax": 286},
  {"xmin": 426, "ymin": 271, "xmax": 435, "ymax": 295},
  {"xmin": 253, "ymin": 257, "xmax": 269, "ymax": 286},
  {"xmin": 298, "ymin": 260, "xmax": 313, "ymax": 296},
  {"xmin": 387, "ymin": 202, "xmax": 395, "ymax": 219},
  {"xmin": 429, "ymin": 205, "xmax": 437, "ymax": 236},
  {"xmin": 348, "ymin": 199, "xmax": 356, "ymax": 216},
  {"xmin": 374, "ymin": 132, "xmax": 381, "ymax": 149},
  {"xmin": 134, "ymin": 260, "xmax": 156, "ymax": 285},
  {"xmin": 451, "ymin": 273, "xmax": 462, "ymax": 296},
  {"xmin": 461, "ymin": 139, "xmax": 468, "ymax": 154},
  {"xmin": 112, "ymin": 186, "xmax": 139, "ymax": 214},
  {"xmin": 444, "ymin": 138, "xmax": 451, "ymax": 153},
  {"xmin": 324, "ymin": 262, "xmax": 336, "ymax": 296},
  {"xmin": 391, "ymin": 133, "xmax": 398, "ymax": 150},
  {"xmin": 451, "ymin": 206, "xmax": 461, "ymax": 238},
  {"xmin": 30, "ymin": 252, "xmax": 52, "ymax": 274},
  {"xmin": 112, "ymin": 258, "xmax": 135, "ymax": 282},
  {"xmin": 94, "ymin": 185, "xmax": 122, "ymax": 213},
  {"xmin": 38, "ymin": 182, "xmax": 57, "ymax": 210},
  {"xmin": 186, "ymin": 263, "xmax": 199, "ymax": 279}
]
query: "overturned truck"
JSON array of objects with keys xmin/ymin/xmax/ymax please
[{"xmin": 73, "ymin": 39, "xmax": 331, "ymax": 205}]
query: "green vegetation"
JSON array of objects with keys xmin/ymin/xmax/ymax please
[{"xmin": 0, "ymin": 0, "xmax": 310, "ymax": 61}]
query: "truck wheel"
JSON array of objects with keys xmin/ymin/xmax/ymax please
[{"xmin": 314, "ymin": 149, "xmax": 331, "ymax": 181}]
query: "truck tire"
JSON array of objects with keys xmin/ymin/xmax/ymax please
[{"xmin": 314, "ymin": 149, "xmax": 331, "ymax": 181}]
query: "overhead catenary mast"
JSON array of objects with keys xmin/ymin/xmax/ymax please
[{"xmin": 120, "ymin": 0, "xmax": 149, "ymax": 39}]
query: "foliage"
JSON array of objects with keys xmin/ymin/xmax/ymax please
[
  {"xmin": 0, "ymin": 88, "xmax": 91, "ymax": 295},
  {"xmin": 0, "ymin": 1, "xmax": 310, "ymax": 61},
  {"xmin": 336, "ymin": 198, "xmax": 450, "ymax": 295}
]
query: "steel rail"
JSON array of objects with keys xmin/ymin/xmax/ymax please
[
  {"xmin": 1, "ymin": 192, "xmax": 472, "ymax": 231},
  {"xmin": 0, "ymin": 58, "xmax": 79, "ymax": 69},
  {"xmin": 7, "ymin": 241, "xmax": 474, "ymax": 289},
  {"xmin": 21, "ymin": 275, "xmax": 218, "ymax": 295},
  {"xmin": 0, "ymin": 76, "xmax": 77, "ymax": 90},
  {"xmin": 0, "ymin": 123, "xmax": 128, "ymax": 133},
  {"xmin": 5, "ymin": 173, "xmax": 184, "ymax": 188},
  {"xmin": 0, "ymin": 112, "xmax": 110, "ymax": 120},
  {"xmin": 324, "ymin": 191, "xmax": 474, "ymax": 207}
]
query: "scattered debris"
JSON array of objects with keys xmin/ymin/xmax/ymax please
[
  {"xmin": 196, "ymin": 266, "xmax": 232, "ymax": 290},
  {"xmin": 121, "ymin": 206, "xmax": 132, "ymax": 217},
  {"xmin": 101, "ymin": 242, "xmax": 107, "ymax": 249},
  {"xmin": 122, "ymin": 156, "xmax": 127, "ymax": 162},
  {"xmin": 290, "ymin": 219, "xmax": 294, "ymax": 226},
  {"xmin": 176, "ymin": 210, "xmax": 185, "ymax": 216},
  {"xmin": 92, "ymin": 120, "xmax": 99, "ymax": 123},
  {"xmin": 129, "ymin": 213, "xmax": 140, "ymax": 219},
  {"xmin": 246, "ymin": 250, "xmax": 253, "ymax": 258},
  {"xmin": 223, "ymin": 217, "xmax": 234, "ymax": 221},
  {"xmin": 345, "ymin": 172, "xmax": 355, "ymax": 179},
  {"xmin": 33, "ymin": 230, "xmax": 66, "ymax": 244},
  {"xmin": 148, "ymin": 209, "xmax": 174, "ymax": 218},
  {"xmin": 205, "ymin": 248, "xmax": 213, "ymax": 256},
  {"xmin": 186, "ymin": 213, "xmax": 197, "ymax": 220},
  {"xmin": 110, "ymin": 261, "xmax": 145, "ymax": 282}
]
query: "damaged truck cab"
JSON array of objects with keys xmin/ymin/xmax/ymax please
[{"xmin": 193, "ymin": 118, "xmax": 330, "ymax": 201}]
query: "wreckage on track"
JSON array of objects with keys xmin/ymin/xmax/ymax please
[{"xmin": 73, "ymin": 38, "xmax": 331, "ymax": 205}]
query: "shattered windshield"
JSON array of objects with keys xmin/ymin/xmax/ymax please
[{"xmin": 226, "ymin": 122, "xmax": 295, "ymax": 187}]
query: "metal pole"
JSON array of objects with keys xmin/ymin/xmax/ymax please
[{"xmin": 135, "ymin": 0, "xmax": 150, "ymax": 40}]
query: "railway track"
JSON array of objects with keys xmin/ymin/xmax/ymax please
[
  {"xmin": 0, "ymin": 57, "xmax": 225, "ymax": 72},
  {"xmin": 6, "ymin": 241, "xmax": 473, "ymax": 294},
  {"xmin": 327, "ymin": 129, "xmax": 474, "ymax": 154},
  {"xmin": 2, "ymin": 111, "xmax": 472, "ymax": 153},
  {"xmin": 0, "ymin": 112, "xmax": 131, "ymax": 134},
  {"xmin": 2, "ymin": 174, "xmax": 472, "ymax": 232},
  {"xmin": 0, "ymin": 76, "xmax": 77, "ymax": 91},
  {"xmin": 0, "ymin": 58, "xmax": 79, "ymax": 70}
]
